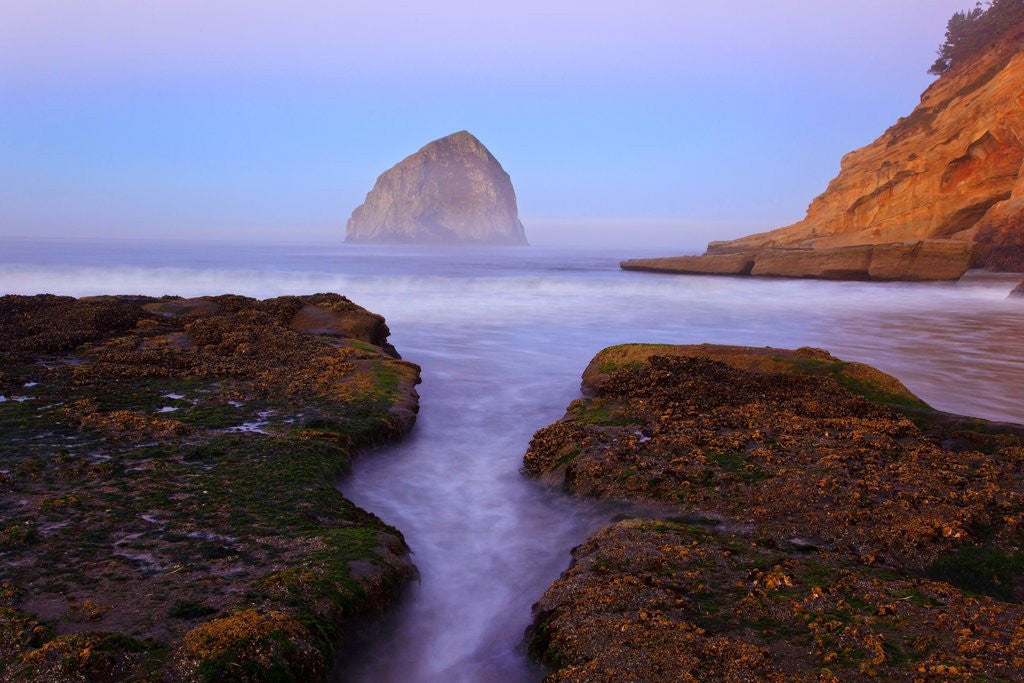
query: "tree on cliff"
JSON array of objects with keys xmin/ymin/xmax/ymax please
[{"xmin": 929, "ymin": 0, "xmax": 1024, "ymax": 75}]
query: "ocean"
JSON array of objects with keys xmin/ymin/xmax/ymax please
[{"xmin": 2, "ymin": 237, "xmax": 1022, "ymax": 681}]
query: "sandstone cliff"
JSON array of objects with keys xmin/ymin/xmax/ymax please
[
  {"xmin": 626, "ymin": 19, "xmax": 1024, "ymax": 280},
  {"xmin": 346, "ymin": 131, "xmax": 528, "ymax": 245}
]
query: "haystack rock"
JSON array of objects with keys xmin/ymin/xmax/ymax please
[
  {"xmin": 345, "ymin": 131, "xmax": 527, "ymax": 245},
  {"xmin": 625, "ymin": 19, "xmax": 1024, "ymax": 280}
]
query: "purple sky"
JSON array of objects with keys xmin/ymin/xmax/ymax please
[{"xmin": 0, "ymin": 1, "xmax": 974, "ymax": 247}]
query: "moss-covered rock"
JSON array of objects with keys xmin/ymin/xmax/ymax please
[
  {"xmin": 6, "ymin": 632, "xmax": 162, "ymax": 682},
  {"xmin": 0, "ymin": 293, "xmax": 420, "ymax": 681},
  {"xmin": 530, "ymin": 520, "xmax": 1024, "ymax": 681},
  {"xmin": 527, "ymin": 344, "xmax": 1024, "ymax": 571},
  {"xmin": 582, "ymin": 343, "xmax": 927, "ymax": 409},
  {"xmin": 173, "ymin": 610, "xmax": 321, "ymax": 682},
  {"xmin": 526, "ymin": 344, "xmax": 1024, "ymax": 679}
]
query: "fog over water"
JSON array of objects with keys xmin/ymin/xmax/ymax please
[{"xmin": 2, "ymin": 239, "xmax": 1023, "ymax": 681}]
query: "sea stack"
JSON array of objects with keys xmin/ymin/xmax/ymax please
[
  {"xmin": 624, "ymin": 8, "xmax": 1024, "ymax": 280},
  {"xmin": 345, "ymin": 131, "xmax": 528, "ymax": 245}
]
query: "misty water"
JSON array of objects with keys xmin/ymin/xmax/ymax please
[{"xmin": 2, "ymin": 238, "xmax": 1023, "ymax": 681}]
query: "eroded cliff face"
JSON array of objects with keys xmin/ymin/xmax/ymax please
[
  {"xmin": 710, "ymin": 28, "xmax": 1024, "ymax": 272},
  {"xmin": 625, "ymin": 28, "xmax": 1024, "ymax": 280},
  {"xmin": 345, "ymin": 131, "xmax": 528, "ymax": 245}
]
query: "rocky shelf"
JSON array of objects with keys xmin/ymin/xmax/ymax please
[
  {"xmin": 621, "ymin": 240, "xmax": 975, "ymax": 281},
  {"xmin": 524, "ymin": 343, "xmax": 1024, "ymax": 680},
  {"xmin": 0, "ymin": 293, "xmax": 420, "ymax": 680}
]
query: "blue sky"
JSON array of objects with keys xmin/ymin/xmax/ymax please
[{"xmin": 0, "ymin": 1, "xmax": 974, "ymax": 247}]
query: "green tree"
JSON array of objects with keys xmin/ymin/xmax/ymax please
[{"xmin": 929, "ymin": 0, "xmax": 1024, "ymax": 75}]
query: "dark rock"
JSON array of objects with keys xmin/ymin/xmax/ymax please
[
  {"xmin": 0, "ymin": 293, "xmax": 421, "ymax": 680},
  {"xmin": 524, "ymin": 343, "xmax": 1024, "ymax": 679}
]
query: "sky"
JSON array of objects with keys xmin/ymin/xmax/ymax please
[{"xmin": 0, "ymin": 0, "xmax": 976, "ymax": 248}]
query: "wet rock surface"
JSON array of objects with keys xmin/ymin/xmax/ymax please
[
  {"xmin": 0, "ymin": 293, "xmax": 420, "ymax": 681},
  {"xmin": 525, "ymin": 344, "xmax": 1024, "ymax": 680}
]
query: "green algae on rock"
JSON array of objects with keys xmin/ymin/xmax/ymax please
[
  {"xmin": 580, "ymin": 343, "xmax": 928, "ymax": 409},
  {"xmin": 525, "ymin": 344, "xmax": 1024, "ymax": 680},
  {"xmin": 529, "ymin": 520, "xmax": 1024, "ymax": 681},
  {"xmin": 0, "ymin": 293, "xmax": 420, "ymax": 681}
]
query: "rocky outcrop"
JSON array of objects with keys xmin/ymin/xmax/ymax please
[
  {"xmin": 623, "ymin": 240, "xmax": 975, "ymax": 280},
  {"xmin": 1011, "ymin": 281, "xmax": 1024, "ymax": 297},
  {"xmin": 525, "ymin": 343, "xmax": 1024, "ymax": 680},
  {"xmin": 630, "ymin": 21, "xmax": 1024, "ymax": 279},
  {"xmin": 346, "ymin": 131, "xmax": 527, "ymax": 245},
  {"xmin": 525, "ymin": 343, "xmax": 1024, "ymax": 569},
  {"xmin": 0, "ymin": 293, "xmax": 421, "ymax": 681},
  {"xmin": 529, "ymin": 518, "xmax": 1024, "ymax": 681},
  {"xmin": 620, "ymin": 252, "xmax": 757, "ymax": 276}
]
